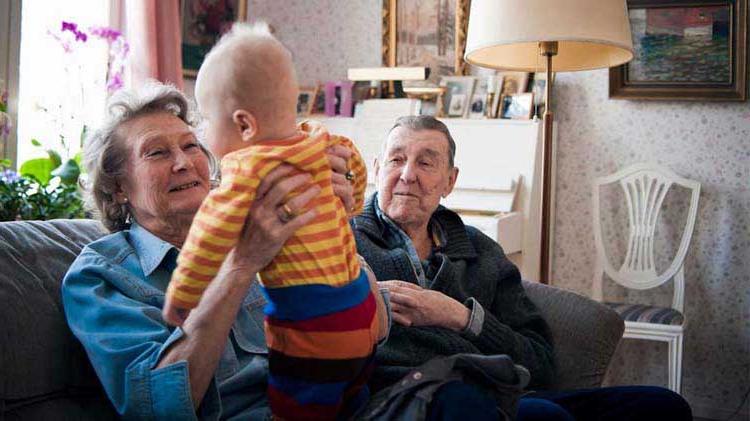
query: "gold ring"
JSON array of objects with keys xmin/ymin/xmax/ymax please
[
  {"xmin": 345, "ymin": 171, "xmax": 355, "ymax": 181},
  {"xmin": 279, "ymin": 203, "xmax": 295, "ymax": 223}
]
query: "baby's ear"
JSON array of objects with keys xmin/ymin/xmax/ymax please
[{"xmin": 232, "ymin": 110, "xmax": 258, "ymax": 142}]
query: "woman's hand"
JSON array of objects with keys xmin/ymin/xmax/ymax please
[
  {"xmin": 326, "ymin": 145, "xmax": 355, "ymax": 213},
  {"xmin": 380, "ymin": 280, "xmax": 470, "ymax": 332},
  {"xmin": 227, "ymin": 164, "xmax": 321, "ymax": 275}
]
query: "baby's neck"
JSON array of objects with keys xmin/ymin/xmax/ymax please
[{"xmin": 253, "ymin": 119, "xmax": 298, "ymax": 143}]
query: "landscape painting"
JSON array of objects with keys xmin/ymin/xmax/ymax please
[
  {"xmin": 627, "ymin": 5, "xmax": 731, "ymax": 83},
  {"xmin": 609, "ymin": 0, "xmax": 746, "ymax": 101}
]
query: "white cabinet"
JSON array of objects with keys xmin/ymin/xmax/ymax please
[{"xmin": 317, "ymin": 116, "xmax": 547, "ymax": 282}]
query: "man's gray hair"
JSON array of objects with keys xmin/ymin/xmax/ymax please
[
  {"xmin": 387, "ymin": 115, "xmax": 457, "ymax": 167},
  {"xmin": 82, "ymin": 81, "xmax": 216, "ymax": 232}
]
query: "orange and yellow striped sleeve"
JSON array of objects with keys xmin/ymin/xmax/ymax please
[
  {"xmin": 328, "ymin": 134, "xmax": 367, "ymax": 216},
  {"xmin": 167, "ymin": 156, "xmax": 259, "ymax": 309}
]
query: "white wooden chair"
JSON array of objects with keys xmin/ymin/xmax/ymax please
[{"xmin": 591, "ymin": 163, "xmax": 700, "ymax": 393}]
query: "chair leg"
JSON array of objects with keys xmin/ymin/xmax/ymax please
[{"xmin": 667, "ymin": 334, "xmax": 683, "ymax": 393}]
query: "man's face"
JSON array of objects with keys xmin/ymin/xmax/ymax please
[{"xmin": 375, "ymin": 127, "xmax": 458, "ymax": 231}]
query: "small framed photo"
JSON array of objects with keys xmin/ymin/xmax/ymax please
[
  {"xmin": 528, "ymin": 72, "xmax": 556, "ymax": 118},
  {"xmin": 440, "ymin": 76, "xmax": 476, "ymax": 118},
  {"xmin": 297, "ymin": 86, "xmax": 318, "ymax": 117},
  {"xmin": 468, "ymin": 76, "xmax": 491, "ymax": 119},
  {"xmin": 500, "ymin": 93, "xmax": 534, "ymax": 120},
  {"xmin": 498, "ymin": 71, "xmax": 530, "ymax": 95},
  {"xmin": 311, "ymin": 84, "xmax": 326, "ymax": 115},
  {"xmin": 490, "ymin": 75, "xmax": 505, "ymax": 118}
]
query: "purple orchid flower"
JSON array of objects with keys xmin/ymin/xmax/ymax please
[{"xmin": 61, "ymin": 21, "xmax": 78, "ymax": 32}]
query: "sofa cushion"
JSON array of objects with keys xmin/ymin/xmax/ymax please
[{"xmin": 0, "ymin": 219, "xmax": 110, "ymax": 411}]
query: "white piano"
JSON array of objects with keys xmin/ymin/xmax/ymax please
[{"xmin": 318, "ymin": 116, "xmax": 547, "ymax": 282}]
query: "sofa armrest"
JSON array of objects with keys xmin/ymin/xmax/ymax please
[{"xmin": 523, "ymin": 281, "xmax": 624, "ymax": 391}]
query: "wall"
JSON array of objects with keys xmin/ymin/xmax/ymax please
[
  {"xmin": 246, "ymin": 2, "xmax": 749, "ymax": 418},
  {"xmin": 553, "ymin": 69, "xmax": 750, "ymax": 419},
  {"xmin": 247, "ymin": 0, "xmax": 382, "ymax": 86}
]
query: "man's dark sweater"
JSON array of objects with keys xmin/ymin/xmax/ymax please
[{"xmin": 352, "ymin": 195, "xmax": 555, "ymax": 392}]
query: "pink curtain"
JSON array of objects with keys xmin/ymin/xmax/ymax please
[{"xmin": 112, "ymin": 0, "xmax": 184, "ymax": 90}]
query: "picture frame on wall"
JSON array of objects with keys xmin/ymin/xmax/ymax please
[
  {"xmin": 382, "ymin": 0, "xmax": 471, "ymax": 86},
  {"xmin": 609, "ymin": 0, "xmax": 747, "ymax": 101},
  {"xmin": 440, "ymin": 76, "xmax": 476, "ymax": 117},
  {"xmin": 500, "ymin": 93, "xmax": 534, "ymax": 120},
  {"xmin": 181, "ymin": 0, "xmax": 248, "ymax": 78},
  {"xmin": 296, "ymin": 86, "xmax": 318, "ymax": 118}
]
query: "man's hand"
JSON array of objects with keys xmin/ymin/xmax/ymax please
[{"xmin": 380, "ymin": 280, "xmax": 470, "ymax": 332}]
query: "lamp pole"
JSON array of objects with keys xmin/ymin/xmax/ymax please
[{"xmin": 539, "ymin": 41, "xmax": 557, "ymax": 284}]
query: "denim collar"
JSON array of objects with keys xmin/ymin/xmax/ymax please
[
  {"xmin": 373, "ymin": 193, "xmax": 450, "ymax": 286},
  {"xmin": 129, "ymin": 222, "xmax": 179, "ymax": 277},
  {"xmin": 373, "ymin": 193, "xmax": 446, "ymax": 250}
]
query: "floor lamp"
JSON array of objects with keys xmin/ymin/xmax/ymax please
[{"xmin": 464, "ymin": 0, "xmax": 634, "ymax": 284}]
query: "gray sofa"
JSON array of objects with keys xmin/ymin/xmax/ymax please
[{"xmin": 0, "ymin": 219, "xmax": 624, "ymax": 419}]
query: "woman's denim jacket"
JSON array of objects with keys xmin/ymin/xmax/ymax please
[{"xmin": 62, "ymin": 223, "xmax": 272, "ymax": 420}]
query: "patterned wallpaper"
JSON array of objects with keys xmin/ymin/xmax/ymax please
[
  {"xmin": 247, "ymin": 0, "xmax": 382, "ymax": 86},
  {"xmin": 553, "ymin": 69, "xmax": 749, "ymax": 419},
  {"xmin": 245, "ymin": 2, "xmax": 749, "ymax": 418}
]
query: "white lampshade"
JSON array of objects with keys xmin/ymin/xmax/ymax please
[{"xmin": 465, "ymin": 0, "xmax": 634, "ymax": 72}]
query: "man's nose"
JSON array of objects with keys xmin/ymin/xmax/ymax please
[{"xmin": 399, "ymin": 161, "xmax": 418, "ymax": 183}]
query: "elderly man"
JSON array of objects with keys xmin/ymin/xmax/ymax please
[{"xmin": 352, "ymin": 116, "xmax": 692, "ymax": 420}]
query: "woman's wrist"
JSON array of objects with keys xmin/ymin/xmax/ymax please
[{"xmin": 219, "ymin": 250, "xmax": 260, "ymax": 287}]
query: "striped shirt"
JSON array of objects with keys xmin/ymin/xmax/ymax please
[{"xmin": 167, "ymin": 120, "xmax": 367, "ymax": 308}]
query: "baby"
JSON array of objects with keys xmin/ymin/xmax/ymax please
[{"xmin": 162, "ymin": 23, "xmax": 380, "ymax": 420}]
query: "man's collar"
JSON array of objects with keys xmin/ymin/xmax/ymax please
[
  {"xmin": 361, "ymin": 193, "xmax": 477, "ymax": 260},
  {"xmin": 129, "ymin": 222, "xmax": 179, "ymax": 276}
]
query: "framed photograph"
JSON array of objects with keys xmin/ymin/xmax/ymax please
[
  {"xmin": 181, "ymin": 0, "xmax": 248, "ymax": 78},
  {"xmin": 440, "ymin": 76, "xmax": 476, "ymax": 117},
  {"xmin": 311, "ymin": 84, "xmax": 326, "ymax": 114},
  {"xmin": 498, "ymin": 71, "xmax": 530, "ymax": 95},
  {"xmin": 500, "ymin": 93, "xmax": 534, "ymax": 120},
  {"xmin": 468, "ymin": 76, "xmax": 491, "ymax": 119},
  {"xmin": 528, "ymin": 72, "xmax": 556, "ymax": 118},
  {"xmin": 610, "ymin": 0, "xmax": 747, "ymax": 101},
  {"xmin": 382, "ymin": 0, "xmax": 471, "ymax": 85},
  {"xmin": 297, "ymin": 87, "xmax": 318, "ymax": 118},
  {"xmin": 490, "ymin": 75, "xmax": 505, "ymax": 118}
]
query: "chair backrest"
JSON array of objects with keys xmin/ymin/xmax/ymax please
[{"xmin": 591, "ymin": 163, "xmax": 700, "ymax": 313}]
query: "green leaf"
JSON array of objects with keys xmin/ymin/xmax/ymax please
[
  {"xmin": 47, "ymin": 150, "xmax": 62, "ymax": 169},
  {"xmin": 51, "ymin": 159, "xmax": 81, "ymax": 185},
  {"xmin": 19, "ymin": 158, "xmax": 54, "ymax": 185},
  {"xmin": 0, "ymin": 158, "xmax": 11, "ymax": 168},
  {"xmin": 31, "ymin": 138, "xmax": 42, "ymax": 147}
]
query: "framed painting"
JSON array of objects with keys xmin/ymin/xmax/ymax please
[
  {"xmin": 610, "ymin": 0, "xmax": 747, "ymax": 101},
  {"xmin": 382, "ymin": 0, "xmax": 471, "ymax": 85},
  {"xmin": 181, "ymin": 0, "xmax": 248, "ymax": 78}
]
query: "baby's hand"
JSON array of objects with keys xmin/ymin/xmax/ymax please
[{"xmin": 162, "ymin": 296, "xmax": 191, "ymax": 327}]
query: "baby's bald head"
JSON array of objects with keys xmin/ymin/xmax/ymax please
[{"xmin": 195, "ymin": 22, "xmax": 298, "ymax": 129}]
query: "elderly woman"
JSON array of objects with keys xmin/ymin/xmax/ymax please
[
  {"xmin": 61, "ymin": 82, "xmax": 386, "ymax": 419},
  {"xmin": 353, "ymin": 116, "xmax": 693, "ymax": 421}
]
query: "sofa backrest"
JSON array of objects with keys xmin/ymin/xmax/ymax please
[{"xmin": 0, "ymin": 219, "xmax": 113, "ymax": 417}]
